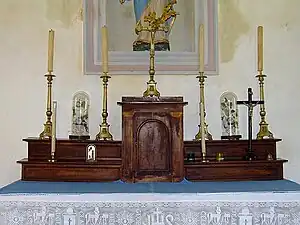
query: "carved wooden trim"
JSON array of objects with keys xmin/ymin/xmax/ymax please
[
  {"xmin": 170, "ymin": 112, "xmax": 183, "ymax": 118},
  {"xmin": 122, "ymin": 111, "xmax": 134, "ymax": 117}
]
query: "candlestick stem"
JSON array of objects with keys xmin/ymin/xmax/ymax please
[
  {"xmin": 96, "ymin": 72, "xmax": 113, "ymax": 140},
  {"xmin": 256, "ymin": 70, "xmax": 273, "ymax": 139},
  {"xmin": 143, "ymin": 31, "xmax": 160, "ymax": 97},
  {"xmin": 40, "ymin": 72, "xmax": 56, "ymax": 139},
  {"xmin": 194, "ymin": 72, "xmax": 213, "ymax": 141},
  {"xmin": 49, "ymin": 101, "xmax": 57, "ymax": 162}
]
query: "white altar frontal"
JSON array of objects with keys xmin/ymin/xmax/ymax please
[{"xmin": 0, "ymin": 191, "xmax": 300, "ymax": 225}]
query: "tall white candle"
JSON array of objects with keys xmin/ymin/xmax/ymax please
[
  {"xmin": 257, "ymin": 26, "xmax": 263, "ymax": 71},
  {"xmin": 199, "ymin": 24, "xmax": 205, "ymax": 72},
  {"xmin": 51, "ymin": 101, "xmax": 57, "ymax": 154},
  {"xmin": 228, "ymin": 101, "xmax": 232, "ymax": 136},
  {"xmin": 100, "ymin": 0, "xmax": 107, "ymax": 26},
  {"xmin": 101, "ymin": 26, "xmax": 109, "ymax": 73},
  {"xmin": 200, "ymin": 102, "xmax": 206, "ymax": 154},
  {"xmin": 48, "ymin": 29, "xmax": 55, "ymax": 73}
]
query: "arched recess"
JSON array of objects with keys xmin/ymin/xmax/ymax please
[{"xmin": 135, "ymin": 119, "xmax": 171, "ymax": 176}]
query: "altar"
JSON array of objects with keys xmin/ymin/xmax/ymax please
[{"xmin": 16, "ymin": 1, "xmax": 288, "ymax": 184}]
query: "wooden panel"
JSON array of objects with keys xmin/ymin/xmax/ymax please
[
  {"xmin": 19, "ymin": 159, "xmax": 120, "ymax": 182},
  {"xmin": 185, "ymin": 159, "xmax": 286, "ymax": 181},
  {"xmin": 136, "ymin": 119, "xmax": 170, "ymax": 172},
  {"xmin": 134, "ymin": 116, "xmax": 172, "ymax": 181},
  {"xmin": 184, "ymin": 139, "xmax": 281, "ymax": 160},
  {"xmin": 25, "ymin": 138, "xmax": 122, "ymax": 162}
]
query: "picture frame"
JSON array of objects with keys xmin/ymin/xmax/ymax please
[{"xmin": 83, "ymin": 0, "xmax": 219, "ymax": 75}]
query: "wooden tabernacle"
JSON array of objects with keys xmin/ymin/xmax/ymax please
[{"xmin": 17, "ymin": 96, "xmax": 287, "ymax": 182}]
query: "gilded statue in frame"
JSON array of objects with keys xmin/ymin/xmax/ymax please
[{"xmin": 83, "ymin": 0, "xmax": 218, "ymax": 75}]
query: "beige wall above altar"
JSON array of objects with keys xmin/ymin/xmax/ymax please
[{"xmin": 0, "ymin": 0, "xmax": 300, "ymax": 187}]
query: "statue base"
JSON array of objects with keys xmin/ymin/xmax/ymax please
[
  {"xmin": 69, "ymin": 135, "xmax": 90, "ymax": 140},
  {"xmin": 221, "ymin": 135, "xmax": 242, "ymax": 140},
  {"xmin": 133, "ymin": 41, "xmax": 170, "ymax": 51}
]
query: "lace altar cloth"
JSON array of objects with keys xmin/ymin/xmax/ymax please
[{"xmin": 0, "ymin": 192, "xmax": 300, "ymax": 225}]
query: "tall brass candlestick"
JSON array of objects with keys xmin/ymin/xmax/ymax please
[
  {"xmin": 40, "ymin": 29, "xmax": 56, "ymax": 139},
  {"xmin": 194, "ymin": 72, "xmax": 213, "ymax": 141},
  {"xmin": 135, "ymin": 2, "xmax": 178, "ymax": 97},
  {"xmin": 49, "ymin": 101, "xmax": 57, "ymax": 162},
  {"xmin": 256, "ymin": 26, "xmax": 273, "ymax": 139},
  {"xmin": 142, "ymin": 30, "xmax": 160, "ymax": 97},
  {"xmin": 194, "ymin": 25, "xmax": 212, "ymax": 141},
  {"xmin": 96, "ymin": 26, "xmax": 113, "ymax": 141}
]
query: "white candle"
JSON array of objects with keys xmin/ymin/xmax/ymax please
[
  {"xmin": 199, "ymin": 24, "xmax": 205, "ymax": 72},
  {"xmin": 228, "ymin": 101, "xmax": 232, "ymax": 136},
  {"xmin": 48, "ymin": 29, "xmax": 55, "ymax": 73},
  {"xmin": 200, "ymin": 102, "xmax": 206, "ymax": 154},
  {"xmin": 100, "ymin": 0, "xmax": 107, "ymax": 26},
  {"xmin": 51, "ymin": 101, "xmax": 57, "ymax": 154},
  {"xmin": 257, "ymin": 26, "xmax": 263, "ymax": 71},
  {"xmin": 101, "ymin": 26, "xmax": 109, "ymax": 73}
]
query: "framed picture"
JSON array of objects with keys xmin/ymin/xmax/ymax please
[{"xmin": 83, "ymin": 0, "xmax": 219, "ymax": 75}]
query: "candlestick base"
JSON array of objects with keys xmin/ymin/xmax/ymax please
[
  {"xmin": 96, "ymin": 124, "xmax": 113, "ymax": 141},
  {"xmin": 194, "ymin": 124, "xmax": 213, "ymax": 140},
  {"xmin": 256, "ymin": 121, "xmax": 274, "ymax": 139},
  {"xmin": 39, "ymin": 122, "xmax": 52, "ymax": 139},
  {"xmin": 48, "ymin": 154, "xmax": 56, "ymax": 163},
  {"xmin": 143, "ymin": 80, "xmax": 160, "ymax": 98},
  {"xmin": 201, "ymin": 152, "xmax": 209, "ymax": 163}
]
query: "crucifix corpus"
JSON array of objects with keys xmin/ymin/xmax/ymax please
[{"xmin": 237, "ymin": 88, "xmax": 263, "ymax": 161}]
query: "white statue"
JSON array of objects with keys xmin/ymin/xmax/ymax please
[
  {"xmin": 220, "ymin": 92, "xmax": 241, "ymax": 139},
  {"xmin": 70, "ymin": 91, "xmax": 90, "ymax": 140}
]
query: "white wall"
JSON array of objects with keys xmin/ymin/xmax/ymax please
[{"xmin": 0, "ymin": 0, "xmax": 299, "ymax": 187}]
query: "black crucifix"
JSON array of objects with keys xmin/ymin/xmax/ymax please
[{"xmin": 237, "ymin": 88, "xmax": 263, "ymax": 161}]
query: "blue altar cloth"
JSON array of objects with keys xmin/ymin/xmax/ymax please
[
  {"xmin": 1, "ymin": 179, "xmax": 300, "ymax": 195},
  {"xmin": 1, "ymin": 180, "xmax": 300, "ymax": 224}
]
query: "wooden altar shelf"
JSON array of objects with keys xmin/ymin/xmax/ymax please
[
  {"xmin": 17, "ymin": 159, "xmax": 121, "ymax": 182},
  {"xmin": 184, "ymin": 139, "xmax": 281, "ymax": 160},
  {"xmin": 25, "ymin": 138, "xmax": 122, "ymax": 162},
  {"xmin": 17, "ymin": 138, "xmax": 287, "ymax": 182},
  {"xmin": 185, "ymin": 159, "xmax": 287, "ymax": 181}
]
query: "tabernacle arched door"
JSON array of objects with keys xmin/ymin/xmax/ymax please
[{"xmin": 135, "ymin": 119, "xmax": 171, "ymax": 180}]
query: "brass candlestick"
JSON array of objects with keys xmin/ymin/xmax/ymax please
[
  {"xmin": 39, "ymin": 72, "xmax": 56, "ymax": 139},
  {"xmin": 96, "ymin": 72, "xmax": 113, "ymax": 140},
  {"xmin": 143, "ymin": 30, "xmax": 160, "ymax": 97},
  {"xmin": 194, "ymin": 72, "xmax": 213, "ymax": 140},
  {"xmin": 135, "ymin": 2, "xmax": 178, "ymax": 97},
  {"xmin": 256, "ymin": 70, "xmax": 273, "ymax": 139}
]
